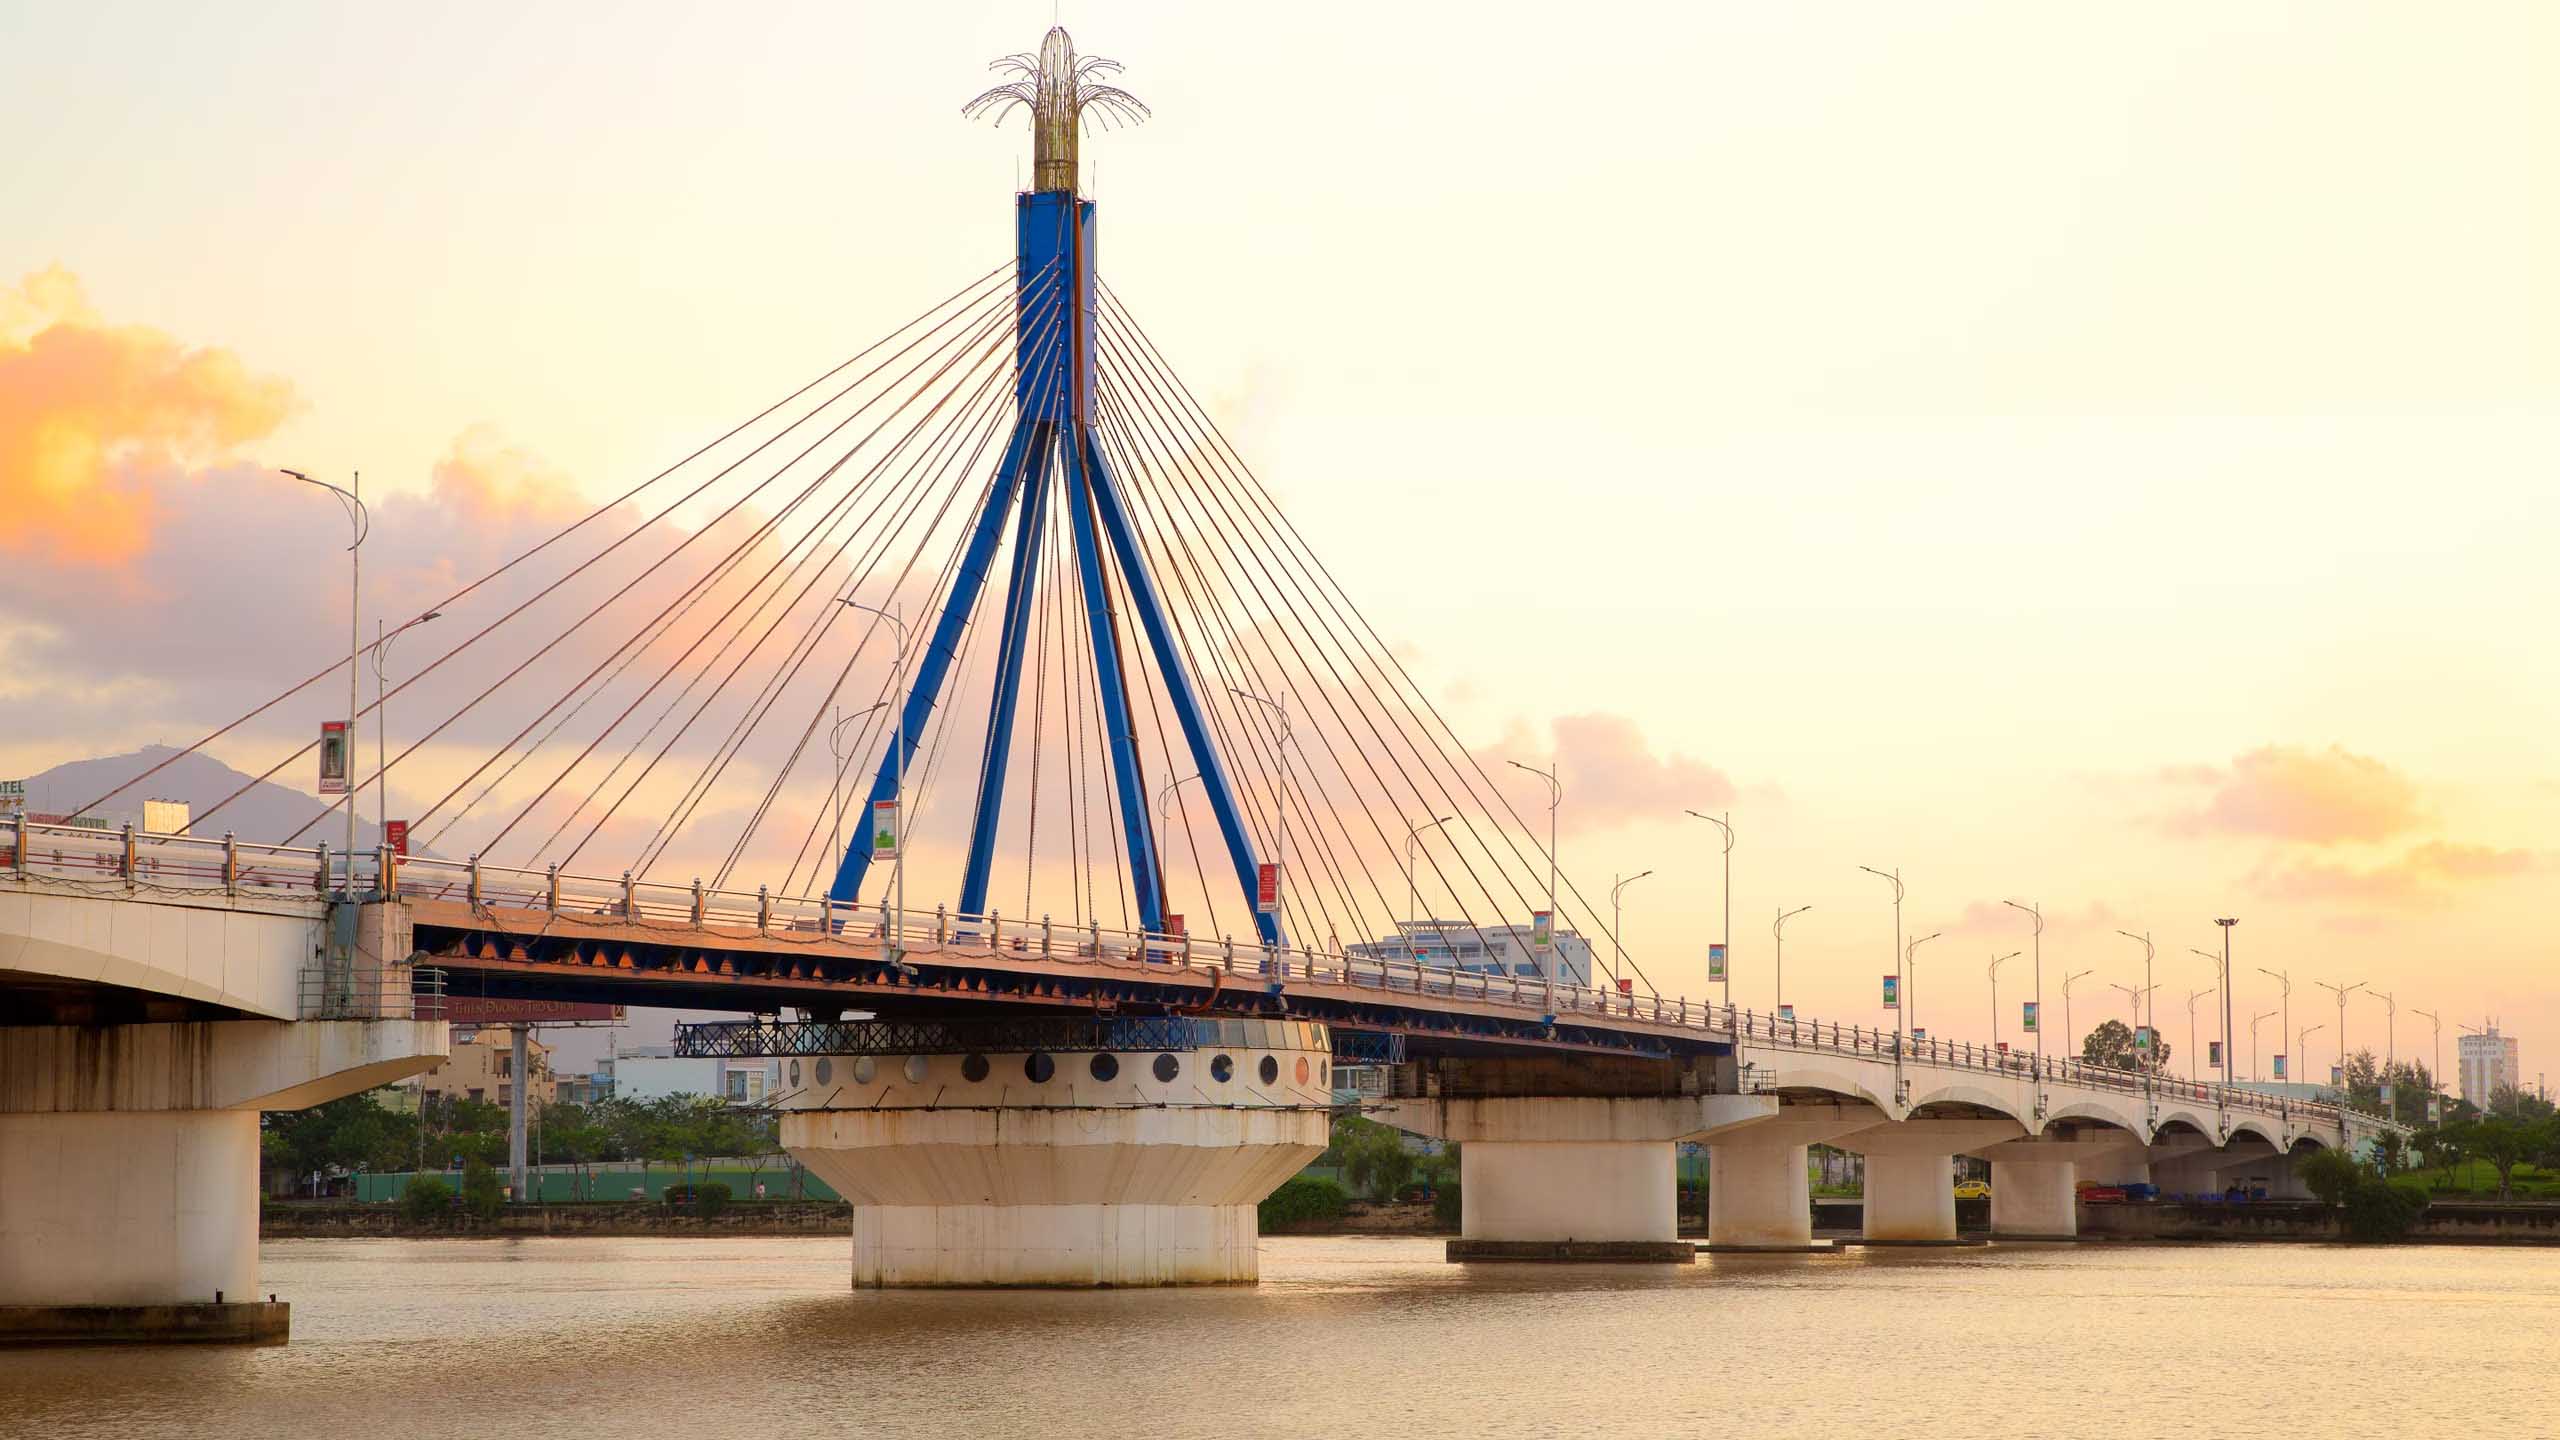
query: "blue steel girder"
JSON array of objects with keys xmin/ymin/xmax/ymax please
[
  {"xmin": 1060, "ymin": 419, "xmax": 1165, "ymax": 932},
  {"xmin": 955, "ymin": 422, "xmax": 1057, "ymax": 915}
]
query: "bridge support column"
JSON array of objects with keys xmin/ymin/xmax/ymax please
[
  {"xmin": 1381, "ymin": 1092, "xmax": 1774, "ymax": 1262},
  {"xmin": 0, "ymin": 1018, "xmax": 446, "ymax": 1345},
  {"xmin": 1841, "ymin": 1120, "xmax": 2024, "ymax": 1244},
  {"xmin": 779, "ymin": 1020, "xmax": 1331, "ymax": 1287},
  {"xmin": 1703, "ymin": 1102, "xmax": 1884, "ymax": 1250}
]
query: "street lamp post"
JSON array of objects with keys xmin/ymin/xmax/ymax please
[
  {"xmin": 2061, "ymin": 969, "xmax": 2094, "ymax": 1072},
  {"xmin": 371, "ymin": 610, "xmax": 441, "ymax": 872},
  {"xmin": 2413, "ymin": 1008, "xmax": 2443, "ymax": 1109},
  {"xmin": 1684, "ymin": 809, "xmax": 1733, "ymax": 1010},
  {"xmin": 2258, "ymin": 967, "xmax": 2292, "ymax": 1084},
  {"xmin": 2186, "ymin": 987, "xmax": 2217, "ymax": 1083},
  {"xmin": 840, "ymin": 598, "xmax": 909, "ymax": 962},
  {"xmin": 2003, "ymin": 900, "xmax": 2045, "ymax": 1084},
  {"xmin": 1989, "ymin": 952, "xmax": 2019, "ymax": 1053},
  {"xmin": 1905, "ymin": 930, "xmax": 1943, "ymax": 1042},
  {"xmin": 1231, "ymin": 688, "xmax": 1294, "ymax": 935},
  {"xmin": 279, "ymin": 468, "xmax": 368, "ymax": 895},
  {"xmin": 2367, "ymin": 990, "xmax": 2396, "ymax": 1101},
  {"xmin": 2300, "ymin": 1023, "xmax": 2326, "ymax": 1087},
  {"xmin": 2250, "ymin": 1011, "xmax": 2278, "ymax": 1083},
  {"xmin": 1773, "ymin": 905, "xmax": 1811, "ymax": 1019},
  {"xmin": 1403, "ymin": 815, "xmax": 1455, "ymax": 943},
  {"xmin": 2215, "ymin": 917, "xmax": 2238, "ymax": 1087},
  {"xmin": 2313, "ymin": 979, "xmax": 2365, "ymax": 1092},
  {"xmin": 1508, "ymin": 759, "xmax": 1560, "ymax": 996},
  {"xmin": 1858, "ymin": 866, "xmax": 1905, "ymax": 1103},
  {"xmin": 1610, "ymin": 870, "xmax": 1653, "ymax": 1000},
  {"xmin": 828, "ymin": 701, "xmax": 889, "ymax": 895}
]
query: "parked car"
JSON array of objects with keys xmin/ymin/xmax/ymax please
[{"xmin": 1952, "ymin": 1179, "xmax": 1992, "ymax": 1200}]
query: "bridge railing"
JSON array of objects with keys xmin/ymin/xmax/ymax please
[{"xmin": 0, "ymin": 817, "xmax": 2362, "ymax": 1133}]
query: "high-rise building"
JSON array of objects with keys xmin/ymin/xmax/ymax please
[{"xmin": 2458, "ymin": 1026, "xmax": 2521, "ymax": 1109}]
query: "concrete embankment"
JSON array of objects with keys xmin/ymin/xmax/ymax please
[
  {"xmin": 262, "ymin": 1201, "xmax": 851, "ymax": 1239},
  {"xmin": 2079, "ymin": 1200, "xmax": 2560, "ymax": 1243}
]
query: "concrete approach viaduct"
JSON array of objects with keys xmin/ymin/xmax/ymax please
[{"xmin": 2, "ymin": 822, "xmax": 2387, "ymax": 1326}]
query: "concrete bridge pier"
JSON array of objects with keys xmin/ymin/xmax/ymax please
[
  {"xmin": 1381, "ymin": 1055, "xmax": 1770, "ymax": 1263},
  {"xmin": 1968, "ymin": 1132, "xmax": 2130, "ymax": 1239},
  {"xmin": 778, "ymin": 1019, "xmax": 1331, "ymax": 1287},
  {"xmin": 1703, "ymin": 1102, "xmax": 1884, "ymax": 1250},
  {"xmin": 1842, "ymin": 1119, "xmax": 2024, "ymax": 1243},
  {"xmin": 0, "ymin": 1017, "xmax": 446, "ymax": 1344}
]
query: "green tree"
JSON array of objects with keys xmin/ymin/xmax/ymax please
[
  {"xmin": 2413, "ymin": 1125, "xmax": 2468, "ymax": 1190},
  {"xmin": 2371, "ymin": 1130, "xmax": 2408, "ymax": 1176},
  {"xmin": 2080, "ymin": 1019, "xmax": 2169, "ymax": 1074},
  {"xmin": 1257, "ymin": 1177, "xmax": 1348, "ymax": 1231},
  {"xmin": 401, "ymin": 1173, "xmax": 454, "ymax": 1222},
  {"xmin": 2296, "ymin": 1147, "xmax": 2362, "ymax": 1207},
  {"xmin": 461, "ymin": 1158, "xmax": 505, "ymax": 1220},
  {"xmin": 2470, "ymin": 1115, "xmax": 2537, "ymax": 1200},
  {"xmin": 1332, "ymin": 1116, "xmax": 1417, "ymax": 1201}
]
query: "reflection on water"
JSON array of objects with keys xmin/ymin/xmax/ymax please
[{"xmin": 4, "ymin": 1236, "xmax": 2553, "ymax": 1437}]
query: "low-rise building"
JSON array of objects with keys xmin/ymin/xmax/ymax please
[
  {"xmin": 1345, "ymin": 919, "xmax": 1595, "ymax": 988},
  {"xmin": 411, "ymin": 1026, "xmax": 557, "ymax": 1111},
  {"xmin": 601, "ymin": 1043, "xmax": 780, "ymax": 1105}
]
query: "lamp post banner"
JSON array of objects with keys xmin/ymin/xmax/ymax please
[
  {"xmin": 2273, "ymin": 1054, "xmax": 2287, "ymax": 1080},
  {"xmin": 1882, "ymin": 974, "xmax": 1899, "ymax": 1010},
  {"xmin": 2207, "ymin": 1039, "xmax": 2222, "ymax": 1068},
  {"xmin": 1256, "ymin": 862, "xmax": 1281, "ymax": 916},
  {"xmin": 1530, "ymin": 909, "xmax": 1553, "ymax": 954},
  {"xmin": 870, "ymin": 799, "xmax": 900, "ymax": 859},
  {"xmin": 2022, "ymin": 1000, "xmax": 2038, "ymax": 1033},
  {"xmin": 1707, "ymin": 943, "xmax": 1727, "ymax": 981}
]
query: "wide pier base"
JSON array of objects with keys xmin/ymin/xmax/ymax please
[
  {"xmin": 0, "ymin": 1018, "xmax": 445, "ymax": 1344},
  {"xmin": 1448, "ymin": 1239, "xmax": 1694, "ymax": 1263},
  {"xmin": 1986, "ymin": 1160, "xmax": 2079, "ymax": 1239},
  {"xmin": 0, "ymin": 1300, "xmax": 288, "ymax": 1347},
  {"xmin": 778, "ymin": 1019, "xmax": 1333, "ymax": 1288},
  {"xmin": 850, "ymin": 1201, "xmax": 1261, "ymax": 1288}
]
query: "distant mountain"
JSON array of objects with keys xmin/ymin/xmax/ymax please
[{"xmin": 16, "ymin": 744, "xmax": 393, "ymax": 851}]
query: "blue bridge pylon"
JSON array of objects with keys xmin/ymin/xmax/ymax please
[{"xmin": 824, "ymin": 29, "xmax": 1281, "ymax": 946}]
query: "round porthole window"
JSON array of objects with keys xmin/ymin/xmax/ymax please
[
  {"xmin": 1152, "ymin": 1053, "xmax": 1180, "ymax": 1083},
  {"xmin": 854, "ymin": 1056, "xmax": 876, "ymax": 1084},
  {"xmin": 903, "ymin": 1055, "xmax": 928, "ymax": 1084},
  {"xmin": 789, "ymin": 1060, "xmax": 802, "ymax": 1087},
  {"xmin": 1025, "ymin": 1053, "xmax": 1055, "ymax": 1083},
  {"xmin": 1295, "ymin": 1056, "xmax": 1311, "ymax": 1085},
  {"xmin": 1210, "ymin": 1054, "xmax": 1234, "ymax": 1083},
  {"xmin": 1258, "ymin": 1055, "xmax": 1279, "ymax": 1085},
  {"xmin": 814, "ymin": 1058, "xmax": 833, "ymax": 1085},
  {"xmin": 962, "ymin": 1053, "xmax": 990, "ymax": 1083},
  {"xmin": 1089, "ymin": 1053, "xmax": 1120, "ymax": 1082}
]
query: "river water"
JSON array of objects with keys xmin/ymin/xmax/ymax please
[{"xmin": 4, "ymin": 1236, "xmax": 2550, "ymax": 1437}]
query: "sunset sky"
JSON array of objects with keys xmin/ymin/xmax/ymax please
[{"xmin": 3, "ymin": 2, "xmax": 2553, "ymax": 1081}]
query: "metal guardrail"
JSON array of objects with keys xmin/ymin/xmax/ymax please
[
  {"xmin": 297, "ymin": 964, "xmax": 446, "ymax": 1021},
  {"xmin": 2, "ymin": 817, "xmax": 2376, "ymax": 1131},
  {"xmin": 677, "ymin": 1015, "xmax": 1326, "ymax": 1057}
]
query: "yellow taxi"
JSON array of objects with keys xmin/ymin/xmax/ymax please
[{"xmin": 1952, "ymin": 1179, "xmax": 1992, "ymax": 1200}]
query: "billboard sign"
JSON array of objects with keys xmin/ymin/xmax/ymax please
[
  {"xmin": 440, "ymin": 998, "xmax": 623, "ymax": 1027},
  {"xmin": 1707, "ymin": 943, "xmax": 1727, "ymax": 982},
  {"xmin": 1164, "ymin": 912, "xmax": 1185, "ymax": 940},
  {"xmin": 318, "ymin": 720, "xmax": 350, "ymax": 795},
  {"xmin": 1778, "ymin": 1004, "xmax": 1795, "ymax": 1023}
]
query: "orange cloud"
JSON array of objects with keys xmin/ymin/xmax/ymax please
[
  {"xmin": 2163, "ymin": 744, "xmax": 2423, "ymax": 846},
  {"xmin": 0, "ymin": 266, "xmax": 294, "ymax": 569},
  {"xmin": 428, "ymin": 424, "xmax": 591, "ymax": 527},
  {"xmin": 2252, "ymin": 840, "xmax": 2538, "ymax": 908},
  {"xmin": 1484, "ymin": 712, "xmax": 1734, "ymax": 833}
]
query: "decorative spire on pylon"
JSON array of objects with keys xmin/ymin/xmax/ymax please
[{"xmin": 963, "ymin": 27, "xmax": 1149, "ymax": 194}]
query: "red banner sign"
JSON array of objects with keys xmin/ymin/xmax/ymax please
[
  {"xmin": 440, "ymin": 997, "xmax": 623, "ymax": 1027},
  {"xmin": 1255, "ymin": 862, "xmax": 1280, "ymax": 915},
  {"xmin": 384, "ymin": 819, "xmax": 409, "ymax": 857}
]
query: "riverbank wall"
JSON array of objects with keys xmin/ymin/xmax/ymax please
[
  {"xmin": 2079, "ymin": 1200, "xmax": 2560, "ymax": 1243},
  {"xmin": 263, "ymin": 1200, "xmax": 850, "ymax": 1239}
]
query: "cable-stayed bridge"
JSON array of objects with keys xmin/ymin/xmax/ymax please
[{"xmin": 0, "ymin": 27, "xmax": 2388, "ymax": 1338}]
